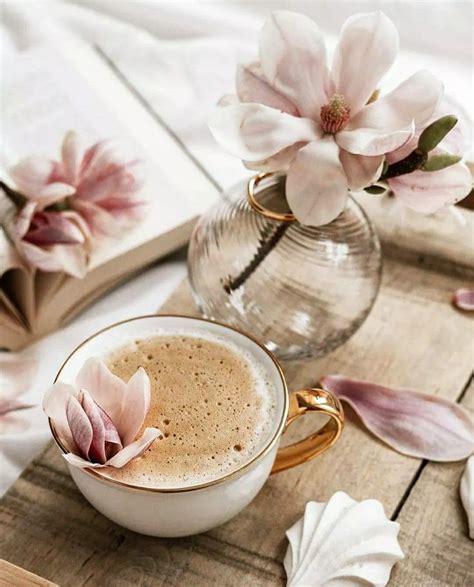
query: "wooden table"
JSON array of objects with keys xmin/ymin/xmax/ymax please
[{"xmin": 1, "ymin": 47, "xmax": 473, "ymax": 586}]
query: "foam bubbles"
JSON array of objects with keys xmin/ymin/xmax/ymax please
[{"xmin": 100, "ymin": 330, "xmax": 278, "ymax": 489}]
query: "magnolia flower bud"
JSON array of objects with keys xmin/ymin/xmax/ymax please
[
  {"xmin": 418, "ymin": 115, "xmax": 458, "ymax": 153},
  {"xmin": 422, "ymin": 153, "xmax": 462, "ymax": 172}
]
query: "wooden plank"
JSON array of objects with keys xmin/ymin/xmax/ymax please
[
  {"xmin": 0, "ymin": 251, "xmax": 472, "ymax": 586},
  {"xmin": 0, "ymin": 560, "xmax": 57, "ymax": 587},
  {"xmin": 390, "ymin": 383, "xmax": 474, "ymax": 587}
]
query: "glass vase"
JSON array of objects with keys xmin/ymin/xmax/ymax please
[{"xmin": 188, "ymin": 173, "xmax": 382, "ymax": 361}]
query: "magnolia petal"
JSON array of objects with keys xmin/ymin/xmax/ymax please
[
  {"xmin": 105, "ymin": 427, "xmax": 161, "ymax": 468},
  {"xmin": 209, "ymin": 103, "xmax": 320, "ymax": 161},
  {"xmin": 0, "ymin": 398, "xmax": 34, "ymax": 435},
  {"xmin": 259, "ymin": 10, "xmax": 332, "ymax": 120},
  {"xmin": 321, "ymin": 375, "xmax": 474, "ymax": 461},
  {"xmin": 63, "ymin": 452, "xmax": 101, "ymax": 468},
  {"xmin": 24, "ymin": 212, "xmax": 86, "ymax": 246},
  {"xmin": 453, "ymin": 288, "xmax": 474, "ymax": 311},
  {"xmin": 286, "ymin": 138, "xmax": 348, "ymax": 226},
  {"xmin": 17, "ymin": 240, "xmax": 88, "ymax": 277},
  {"xmin": 332, "ymin": 12, "xmax": 399, "ymax": 114},
  {"xmin": 388, "ymin": 161, "xmax": 472, "ymax": 214},
  {"xmin": 218, "ymin": 94, "xmax": 239, "ymax": 107},
  {"xmin": 0, "ymin": 411, "xmax": 32, "ymax": 435},
  {"xmin": 386, "ymin": 136, "xmax": 418, "ymax": 165},
  {"xmin": 76, "ymin": 357, "xmax": 127, "ymax": 426},
  {"xmin": 115, "ymin": 367, "xmax": 151, "ymax": 446},
  {"xmin": 338, "ymin": 150, "xmax": 384, "ymax": 191},
  {"xmin": 0, "ymin": 399, "xmax": 34, "ymax": 415},
  {"xmin": 80, "ymin": 141, "xmax": 131, "ymax": 183},
  {"xmin": 9, "ymin": 155, "xmax": 55, "ymax": 198},
  {"xmin": 73, "ymin": 200, "xmax": 118, "ymax": 236},
  {"xmin": 66, "ymin": 395, "xmax": 93, "ymax": 459},
  {"xmin": 244, "ymin": 142, "xmax": 304, "ymax": 172},
  {"xmin": 43, "ymin": 382, "xmax": 78, "ymax": 449},
  {"xmin": 61, "ymin": 131, "xmax": 82, "ymax": 185},
  {"xmin": 77, "ymin": 161, "xmax": 142, "ymax": 203},
  {"xmin": 80, "ymin": 389, "xmax": 107, "ymax": 463},
  {"xmin": 236, "ymin": 62, "xmax": 299, "ymax": 115},
  {"xmin": 13, "ymin": 202, "xmax": 37, "ymax": 240},
  {"xmin": 36, "ymin": 182, "xmax": 76, "ymax": 208},
  {"xmin": 349, "ymin": 70, "xmax": 443, "ymax": 134},
  {"xmin": 0, "ymin": 352, "xmax": 37, "ymax": 396},
  {"xmin": 436, "ymin": 94, "xmax": 472, "ymax": 156},
  {"xmin": 336, "ymin": 123, "xmax": 414, "ymax": 156}
]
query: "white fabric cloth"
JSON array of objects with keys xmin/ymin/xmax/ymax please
[{"xmin": 1, "ymin": 0, "xmax": 472, "ymax": 496}]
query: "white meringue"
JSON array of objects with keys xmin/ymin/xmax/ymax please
[
  {"xmin": 284, "ymin": 491, "xmax": 404, "ymax": 587},
  {"xmin": 460, "ymin": 455, "xmax": 474, "ymax": 539}
]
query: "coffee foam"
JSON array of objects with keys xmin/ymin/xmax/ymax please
[{"xmin": 98, "ymin": 329, "xmax": 278, "ymax": 488}]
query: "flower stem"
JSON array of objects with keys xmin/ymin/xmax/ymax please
[
  {"xmin": 224, "ymin": 222, "xmax": 290, "ymax": 293},
  {"xmin": 381, "ymin": 149, "xmax": 427, "ymax": 180}
]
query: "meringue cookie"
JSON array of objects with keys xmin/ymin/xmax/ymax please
[{"xmin": 284, "ymin": 491, "xmax": 404, "ymax": 587}]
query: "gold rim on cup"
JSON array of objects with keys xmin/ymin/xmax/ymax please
[{"xmin": 50, "ymin": 314, "xmax": 344, "ymax": 494}]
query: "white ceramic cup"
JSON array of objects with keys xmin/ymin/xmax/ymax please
[{"xmin": 50, "ymin": 315, "xmax": 344, "ymax": 537}]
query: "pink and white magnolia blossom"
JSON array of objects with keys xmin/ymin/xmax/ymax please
[
  {"xmin": 385, "ymin": 96, "xmax": 472, "ymax": 214},
  {"xmin": 43, "ymin": 357, "xmax": 161, "ymax": 469},
  {"xmin": 10, "ymin": 130, "xmax": 144, "ymax": 237},
  {"xmin": 209, "ymin": 10, "xmax": 444, "ymax": 226},
  {"xmin": 13, "ymin": 201, "xmax": 91, "ymax": 277}
]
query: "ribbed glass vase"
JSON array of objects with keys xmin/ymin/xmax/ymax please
[{"xmin": 188, "ymin": 174, "xmax": 382, "ymax": 361}]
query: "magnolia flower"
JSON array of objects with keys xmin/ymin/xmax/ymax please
[
  {"xmin": 43, "ymin": 357, "xmax": 161, "ymax": 469},
  {"xmin": 385, "ymin": 97, "xmax": 472, "ymax": 213},
  {"xmin": 210, "ymin": 10, "xmax": 444, "ymax": 226},
  {"xmin": 321, "ymin": 375, "xmax": 473, "ymax": 461},
  {"xmin": 10, "ymin": 131, "xmax": 144, "ymax": 236},
  {"xmin": 12, "ymin": 201, "xmax": 90, "ymax": 277},
  {"xmin": 0, "ymin": 353, "xmax": 37, "ymax": 434}
]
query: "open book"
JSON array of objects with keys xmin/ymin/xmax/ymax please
[{"xmin": 0, "ymin": 43, "xmax": 219, "ymax": 350}]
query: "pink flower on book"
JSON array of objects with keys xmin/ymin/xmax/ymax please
[
  {"xmin": 13, "ymin": 202, "xmax": 90, "ymax": 277},
  {"xmin": 43, "ymin": 357, "xmax": 161, "ymax": 468},
  {"xmin": 209, "ymin": 11, "xmax": 443, "ymax": 226},
  {"xmin": 385, "ymin": 96, "xmax": 472, "ymax": 214},
  {"xmin": 10, "ymin": 131, "xmax": 144, "ymax": 236}
]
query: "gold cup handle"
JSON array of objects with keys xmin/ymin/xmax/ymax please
[{"xmin": 271, "ymin": 388, "xmax": 344, "ymax": 474}]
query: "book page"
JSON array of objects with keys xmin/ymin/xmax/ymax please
[{"xmin": 1, "ymin": 42, "xmax": 219, "ymax": 271}]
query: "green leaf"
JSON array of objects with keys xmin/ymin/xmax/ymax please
[
  {"xmin": 422, "ymin": 153, "xmax": 462, "ymax": 172},
  {"xmin": 418, "ymin": 115, "xmax": 457, "ymax": 153},
  {"xmin": 364, "ymin": 185, "xmax": 387, "ymax": 195}
]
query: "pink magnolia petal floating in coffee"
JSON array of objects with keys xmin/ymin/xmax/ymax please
[
  {"xmin": 66, "ymin": 395, "xmax": 93, "ymax": 459},
  {"xmin": 76, "ymin": 357, "xmax": 127, "ymax": 425},
  {"xmin": 115, "ymin": 367, "xmax": 151, "ymax": 446},
  {"xmin": 45, "ymin": 357, "xmax": 160, "ymax": 469},
  {"xmin": 453, "ymin": 288, "xmax": 474, "ymax": 311},
  {"xmin": 63, "ymin": 427, "xmax": 161, "ymax": 469},
  {"xmin": 43, "ymin": 382, "xmax": 78, "ymax": 449},
  {"xmin": 80, "ymin": 389, "xmax": 113, "ymax": 463},
  {"xmin": 321, "ymin": 375, "xmax": 473, "ymax": 461},
  {"xmin": 106, "ymin": 427, "xmax": 161, "ymax": 468}
]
